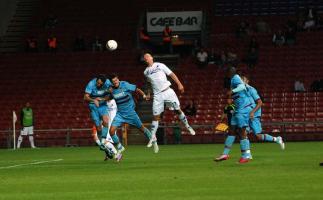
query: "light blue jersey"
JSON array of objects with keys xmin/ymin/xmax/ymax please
[
  {"xmin": 230, "ymin": 74, "xmax": 253, "ymax": 128},
  {"xmin": 231, "ymin": 74, "xmax": 252, "ymax": 113},
  {"xmin": 85, "ymin": 78, "xmax": 112, "ymax": 105},
  {"xmin": 110, "ymin": 81, "xmax": 143, "ymax": 128},
  {"xmin": 85, "ymin": 78, "xmax": 112, "ymax": 126},
  {"xmin": 246, "ymin": 84, "xmax": 261, "ymax": 117}
]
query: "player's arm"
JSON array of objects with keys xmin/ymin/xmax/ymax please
[
  {"xmin": 169, "ymin": 72, "xmax": 184, "ymax": 93},
  {"xmin": 84, "ymin": 93, "xmax": 100, "ymax": 107},
  {"xmin": 135, "ymin": 88, "xmax": 149, "ymax": 100},
  {"xmin": 145, "ymin": 79, "xmax": 152, "ymax": 100},
  {"xmin": 250, "ymin": 98, "xmax": 262, "ymax": 119}
]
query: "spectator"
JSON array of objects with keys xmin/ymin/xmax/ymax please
[
  {"xmin": 208, "ymin": 48, "xmax": 217, "ymax": 64},
  {"xmin": 219, "ymin": 50, "xmax": 227, "ymax": 67},
  {"xmin": 25, "ymin": 36, "xmax": 38, "ymax": 52},
  {"xmin": 248, "ymin": 37, "xmax": 259, "ymax": 52},
  {"xmin": 196, "ymin": 48, "xmax": 208, "ymax": 68},
  {"xmin": 285, "ymin": 27, "xmax": 296, "ymax": 46},
  {"xmin": 226, "ymin": 50, "xmax": 239, "ymax": 67},
  {"xmin": 294, "ymin": 78, "xmax": 306, "ymax": 92},
  {"xmin": 162, "ymin": 25, "xmax": 173, "ymax": 53},
  {"xmin": 73, "ymin": 35, "xmax": 86, "ymax": 51},
  {"xmin": 244, "ymin": 47, "xmax": 259, "ymax": 69},
  {"xmin": 236, "ymin": 21, "xmax": 250, "ymax": 39},
  {"xmin": 303, "ymin": 9, "xmax": 316, "ymax": 31},
  {"xmin": 44, "ymin": 13, "xmax": 58, "ymax": 29},
  {"xmin": 47, "ymin": 35, "xmax": 57, "ymax": 52},
  {"xmin": 92, "ymin": 36, "xmax": 103, "ymax": 52},
  {"xmin": 272, "ymin": 30, "xmax": 285, "ymax": 46},
  {"xmin": 17, "ymin": 102, "xmax": 36, "ymax": 148},
  {"xmin": 310, "ymin": 80, "xmax": 320, "ymax": 92},
  {"xmin": 139, "ymin": 26, "xmax": 152, "ymax": 50},
  {"xmin": 183, "ymin": 100, "xmax": 197, "ymax": 116},
  {"xmin": 255, "ymin": 18, "xmax": 271, "ymax": 33}
]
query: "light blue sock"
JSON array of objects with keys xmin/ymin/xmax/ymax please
[
  {"xmin": 223, "ymin": 135, "xmax": 235, "ymax": 155},
  {"xmin": 111, "ymin": 134, "xmax": 120, "ymax": 144},
  {"xmin": 240, "ymin": 139, "xmax": 251, "ymax": 158},
  {"xmin": 101, "ymin": 126, "xmax": 108, "ymax": 139},
  {"xmin": 143, "ymin": 127, "xmax": 152, "ymax": 140},
  {"xmin": 263, "ymin": 134, "xmax": 274, "ymax": 142}
]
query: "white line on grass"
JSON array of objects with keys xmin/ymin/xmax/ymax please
[{"xmin": 0, "ymin": 159, "xmax": 63, "ymax": 169}]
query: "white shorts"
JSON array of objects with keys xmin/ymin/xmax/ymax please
[
  {"xmin": 21, "ymin": 126, "xmax": 34, "ymax": 136},
  {"xmin": 153, "ymin": 88, "xmax": 180, "ymax": 115}
]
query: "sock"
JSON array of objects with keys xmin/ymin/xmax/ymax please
[
  {"xmin": 240, "ymin": 139, "xmax": 251, "ymax": 158},
  {"xmin": 101, "ymin": 126, "xmax": 109, "ymax": 139},
  {"xmin": 17, "ymin": 135, "xmax": 23, "ymax": 148},
  {"xmin": 178, "ymin": 112, "xmax": 190, "ymax": 128},
  {"xmin": 150, "ymin": 121, "xmax": 159, "ymax": 140},
  {"xmin": 111, "ymin": 134, "xmax": 120, "ymax": 144},
  {"xmin": 95, "ymin": 134, "xmax": 101, "ymax": 146},
  {"xmin": 105, "ymin": 142, "xmax": 117, "ymax": 155},
  {"xmin": 261, "ymin": 134, "xmax": 275, "ymax": 142},
  {"xmin": 29, "ymin": 136, "xmax": 35, "ymax": 148},
  {"xmin": 143, "ymin": 127, "xmax": 152, "ymax": 140},
  {"xmin": 223, "ymin": 135, "xmax": 236, "ymax": 155}
]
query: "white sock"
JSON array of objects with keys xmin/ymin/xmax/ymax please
[
  {"xmin": 17, "ymin": 135, "xmax": 23, "ymax": 148},
  {"xmin": 151, "ymin": 121, "xmax": 159, "ymax": 140},
  {"xmin": 178, "ymin": 112, "xmax": 190, "ymax": 128},
  {"xmin": 105, "ymin": 142, "xmax": 117, "ymax": 155},
  {"xmin": 29, "ymin": 136, "xmax": 35, "ymax": 148}
]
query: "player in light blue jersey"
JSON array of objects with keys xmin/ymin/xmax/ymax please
[
  {"xmin": 84, "ymin": 74, "xmax": 123, "ymax": 161},
  {"xmin": 108, "ymin": 74, "xmax": 156, "ymax": 156},
  {"xmin": 242, "ymin": 76, "xmax": 285, "ymax": 149},
  {"xmin": 215, "ymin": 67, "xmax": 252, "ymax": 164}
]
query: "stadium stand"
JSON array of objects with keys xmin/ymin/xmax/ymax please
[{"xmin": 0, "ymin": 0, "xmax": 323, "ymax": 147}]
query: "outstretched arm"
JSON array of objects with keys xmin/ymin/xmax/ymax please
[
  {"xmin": 169, "ymin": 72, "xmax": 184, "ymax": 93},
  {"xmin": 135, "ymin": 88, "xmax": 149, "ymax": 100}
]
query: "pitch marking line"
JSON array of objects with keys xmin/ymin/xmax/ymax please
[{"xmin": 0, "ymin": 159, "xmax": 63, "ymax": 169}]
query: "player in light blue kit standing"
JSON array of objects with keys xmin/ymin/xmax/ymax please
[
  {"xmin": 108, "ymin": 74, "xmax": 156, "ymax": 158},
  {"xmin": 215, "ymin": 67, "xmax": 253, "ymax": 163},
  {"xmin": 84, "ymin": 74, "xmax": 123, "ymax": 161}
]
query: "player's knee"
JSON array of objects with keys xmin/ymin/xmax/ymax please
[
  {"xmin": 256, "ymin": 134, "xmax": 262, "ymax": 140},
  {"xmin": 174, "ymin": 109, "xmax": 182, "ymax": 115},
  {"xmin": 153, "ymin": 115, "xmax": 161, "ymax": 121},
  {"xmin": 109, "ymin": 127, "xmax": 116, "ymax": 135},
  {"xmin": 96, "ymin": 126, "xmax": 102, "ymax": 132}
]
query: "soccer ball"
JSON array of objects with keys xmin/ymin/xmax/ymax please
[{"xmin": 106, "ymin": 40, "xmax": 118, "ymax": 51}]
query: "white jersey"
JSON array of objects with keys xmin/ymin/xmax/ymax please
[
  {"xmin": 107, "ymin": 99, "xmax": 117, "ymax": 111},
  {"xmin": 144, "ymin": 62, "xmax": 173, "ymax": 94}
]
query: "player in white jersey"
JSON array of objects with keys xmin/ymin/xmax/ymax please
[
  {"xmin": 143, "ymin": 53, "xmax": 196, "ymax": 151},
  {"xmin": 92, "ymin": 99, "xmax": 119, "ymax": 160}
]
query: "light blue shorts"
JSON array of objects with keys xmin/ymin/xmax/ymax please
[
  {"xmin": 88, "ymin": 103, "xmax": 109, "ymax": 127},
  {"xmin": 111, "ymin": 111, "xmax": 142, "ymax": 128}
]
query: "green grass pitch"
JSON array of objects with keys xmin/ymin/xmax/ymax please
[{"xmin": 0, "ymin": 142, "xmax": 323, "ymax": 200}]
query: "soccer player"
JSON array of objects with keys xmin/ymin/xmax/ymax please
[
  {"xmin": 143, "ymin": 53, "xmax": 195, "ymax": 152},
  {"xmin": 84, "ymin": 75, "xmax": 123, "ymax": 161},
  {"xmin": 108, "ymin": 74, "xmax": 156, "ymax": 154},
  {"xmin": 17, "ymin": 102, "xmax": 36, "ymax": 148},
  {"xmin": 92, "ymin": 99, "xmax": 118, "ymax": 160},
  {"xmin": 215, "ymin": 67, "xmax": 253, "ymax": 163},
  {"xmin": 242, "ymin": 76, "xmax": 285, "ymax": 149}
]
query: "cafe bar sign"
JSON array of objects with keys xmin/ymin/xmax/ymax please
[{"xmin": 146, "ymin": 11, "xmax": 203, "ymax": 32}]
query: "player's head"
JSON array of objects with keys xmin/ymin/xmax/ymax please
[
  {"xmin": 25, "ymin": 102, "xmax": 31, "ymax": 109},
  {"xmin": 241, "ymin": 75, "xmax": 249, "ymax": 84},
  {"xmin": 226, "ymin": 66, "xmax": 236, "ymax": 78},
  {"xmin": 96, "ymin": 74, "xmax": 106, "ymax": 89},
  {"xmin": 143, "ymin": 53, "xmax": 154, "ymax": 66},
  {"xmin": 109, "ymin": 73, "xmax": 120, "ymax": 88}
]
